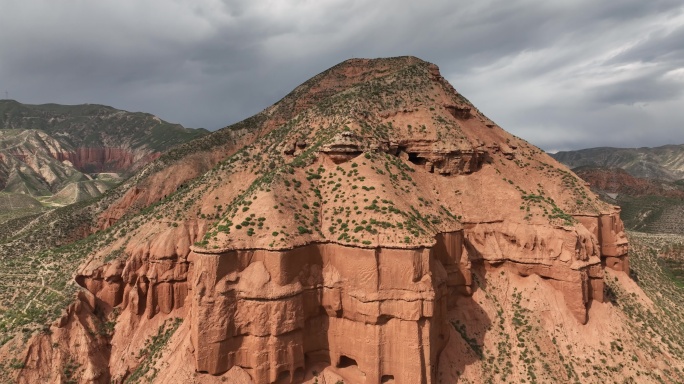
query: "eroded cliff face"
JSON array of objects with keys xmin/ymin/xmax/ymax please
[
  {"xmin": 52, "ymin": 147, "xmax": 160, "ymax": 174},
  {"xmin": 190, "ymin": 241, "xmax": 449, "ymax": 383},
  {"xmin": 6, "ymin": 57, "xmax": 646, "ymax": 384},
  {"xmin": 70, "ymin": 212, "xmax": 628, "ymax": 383},
  {"xmin": 0, "ymin": 103, "xmax": 207, "ymax": 205},
  {"xmin": 12, "ymin": 291, "xmax": 111, "ymax": 384},
  {"xmin": 74, "ymin": 231, "xmax": 462, "ymax": 383},
  {"xmin": 76, "ymin": 221, "xmax": 202, "ymax": 318}
]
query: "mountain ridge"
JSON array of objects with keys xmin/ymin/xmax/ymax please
[
  {"xmin": 0, "ymin": 100, "xmax": 209, "ymax": 151},
  {"xmin": 553, "ymin": 145, "xmax": 684, "ymax": 236},
  {"xmin": 0, "ymin": 100, "xmax": 208, "ymax": 218},
  {"xmin": 551, "ymin": 144, "xmax": 684, "ymax": 181}
]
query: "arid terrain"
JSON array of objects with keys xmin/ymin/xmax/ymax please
[
  {"xmin": 552, "ymin": 145, "xmax": 684, "ymax": 181},
  {"xmin": 569, "ymin": 166, "xmax": 684, "ymax": 235},
  {"xmin": 552, "ymin": 143, "xmax": 684, "ymax": 235},
  {"xmin": 0, "ymin": 101, "xmax": 207, "ymax": 223},
  {"xmin": 0, "ymin": 57, "xmax": 682, "ymax": 384}
]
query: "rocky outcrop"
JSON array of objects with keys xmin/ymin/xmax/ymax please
[
  {"xmin": 73, "ymin": 219, "xmax": 617, "ymax": 381},
  {"xmin": 13, "ymin": 290, "xmax": 111, "ymax": 384},
  {"xmin": 76, "ymin": 222, "xmax": 201, "ymax": 319},
  {"xmin": 444, "ymin": 105, "xmax": 472, "ymax": 120},
  {"xmin": 188, "ymin": 237, "xmax": 460, "ymax": 384},
  {"xmin": 462, "ymin": 220, "xmax": 604, "ymax": 323},
  {"xmin": 574, "ymin": 210, "xmax": 629, "ymax": 273},
  {"xmin": 317, "ymin": 132, "xmax": 487, "ymax": 175},
  {"xmin": 390, "ymin": 141, "xmax": 486, "ymax": 175},
  {"xmin": 76, "ymin": 230, "xmax": 464, "ymax": 383},
  {"xmin": 319, "ymin": 131, "xmax": 364, "ymax": 164},
  {"xmin": 74, "ymin": 57, "xmax": 632, "ymax": 383}
]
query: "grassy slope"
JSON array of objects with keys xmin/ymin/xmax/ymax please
[
  {"xmin": 446, "ymin": 231, "xmax": 684, "ymax": 384},
  {"xmin": 0, "ymin": 192, "xmax": 46, "ymax": 224},
  {"xmin": 617, "ymin": 232, "xmax": 684, "ymax": 366},
  {"xmin": 618, "ymin": 195, "xmax": 684, "ymax": 234}
]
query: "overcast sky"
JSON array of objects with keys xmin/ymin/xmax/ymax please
[{"xmin": 1, "ymin": 0, "xmax": 683, "ymax": 151}]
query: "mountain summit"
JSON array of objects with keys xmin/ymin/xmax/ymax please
[{"xmin": 3, "ymin": 57, "xmax": 682, "ymax": 384}]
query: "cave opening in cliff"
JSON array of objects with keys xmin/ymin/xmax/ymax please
[
  {"xmin": 337, "ymin": 355, "xmax": 359, "ymax": 368},
  {"xmin": 381, "ymin": 374, "xmax": 395, "ymax": 382},
  {"xmin": 445, "ymin": 105, "xmax": 471, "ymax": 119},
  {"xmin": 407, "ymin": 152, "xmax": 425, "ymax": 166}
]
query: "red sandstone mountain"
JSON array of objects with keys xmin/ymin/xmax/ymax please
[{"xmin": 1, "ymin": 57, "xmax": 683, "ymax": 384}]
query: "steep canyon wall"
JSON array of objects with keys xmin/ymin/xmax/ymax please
[{"xmin": 72, "ymin": 214, "xmax": 628, "ymax": 383}]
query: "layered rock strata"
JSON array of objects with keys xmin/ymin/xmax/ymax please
[
  {"xmin": 190, "ymin": 241, "xmax": 450, "ymax": 383},
  {"xmin": 73, "ymin": 214, "xmax": 628, "ymax": 382},
  {"xmin": 463, "ymin": 220, "xmax": 605, "ymax": 324},
  {"xmin": 52, "ymin": 147, "xmax": 160, "ymax": 173},
  {"xmin": 76, "ymin": 231, "xmax": 467, "ymax": 383}
]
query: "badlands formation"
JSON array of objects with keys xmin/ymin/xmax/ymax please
[
  {"xmin": 6, "ymin": 57, "xmax": 682, "ymax": 384},
  {"xmin": 0, "ymin": 100, "xmax": 207, "ymax": 206}
]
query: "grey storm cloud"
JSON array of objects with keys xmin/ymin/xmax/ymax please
[{"xmin": 1, "ymin": 0, "xmax": 683, "ymax": 151}]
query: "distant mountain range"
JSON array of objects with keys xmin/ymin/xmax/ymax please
[
  {"xmin": 0, "ymin": 100, "xmax": 207, "ymax": 219},
  {"xmin": 552, "ymin": 146, "xmax": 684, "ymax": 235},
  {"xmin": 552, "ymin": 144, "xmax": 684, "ymax": 181}
]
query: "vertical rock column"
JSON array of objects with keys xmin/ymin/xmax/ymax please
[
  {"xmin": 575, "ymin": 210, "xmax": 629, "ymax": 274},
  {"xmin": 600, "ymin": 212, "xmax": 629, "ymax": 273},
  {"xmin": 190, "ymin": 247, "xmax": 311, "ymax": 383},
  {"xmin": 190, "ymin": 250, "xmax": 242, "ymax": 376}
]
